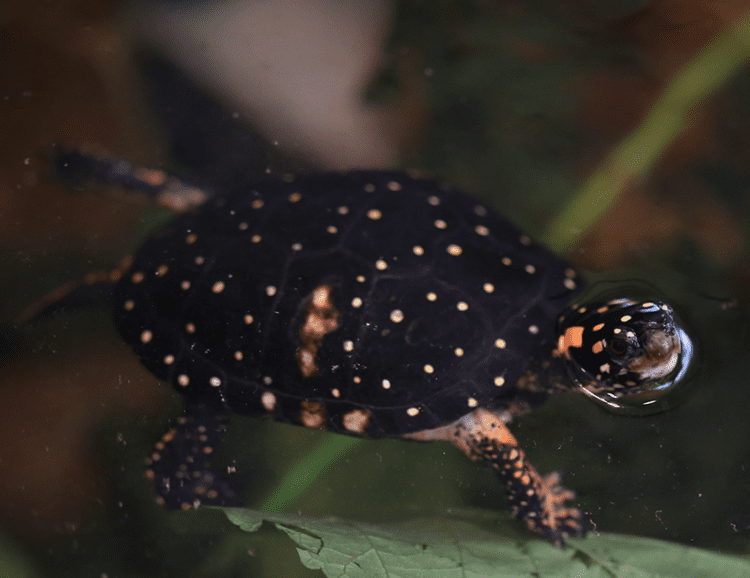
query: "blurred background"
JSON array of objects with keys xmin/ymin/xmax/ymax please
[{"xmin": 1, "ymin": 0, "xmax": 750, "ymax": 575}]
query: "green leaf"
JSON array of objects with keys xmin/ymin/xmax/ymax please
[{"xmin": 222, "ymin": 509, "xmax": 750, "ymax": 578}]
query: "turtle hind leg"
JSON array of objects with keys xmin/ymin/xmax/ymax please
[
  {"xmin": 145, "ymin": 405, "xmax": 239, "ymax": 510},
  {"xmin": 48, "ymin": 145, "xmax": 211, "ymax": 212},
  {"xmin": 15, "ymin": 257, "xmax": 133, "ymax": 325}
]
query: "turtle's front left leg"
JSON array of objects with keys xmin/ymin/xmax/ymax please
[{"xmin": 406, "ymin": 408, "xmax": 586, "ymax": 544}]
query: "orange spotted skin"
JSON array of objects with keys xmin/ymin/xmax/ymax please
[{"xmin": 30, "ymin": 149, "xmax": 691, "ymax": 544}]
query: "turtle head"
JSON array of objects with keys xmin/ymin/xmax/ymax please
[{"xmin": 556, "ymin": 299, "xmax": 694, "ymax": 412}]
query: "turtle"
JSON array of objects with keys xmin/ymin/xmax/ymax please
[{"xmin": 22, "ymin": 148, "xmax": 693, "ymax": 545}]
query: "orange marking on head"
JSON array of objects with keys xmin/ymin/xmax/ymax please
[
  {"xmin": 557, "ymin": 326, "xmax": 584, "ymax": 355},
  {"xmin": 592, "ymin": 340, "xmax": 604, "ymax": 354}
]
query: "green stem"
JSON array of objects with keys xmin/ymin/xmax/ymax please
[
  {"xmin": 544, "ymin": 13, "xmax": 750, "ymax": 253},
  {"xmin": 260, "ymin": 436, "xmax": 361, "ymax": 512}
]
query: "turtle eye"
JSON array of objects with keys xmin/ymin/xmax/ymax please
[{"xmin": 607, "ymin": 337, "xmax": 628, "ymax": 355}]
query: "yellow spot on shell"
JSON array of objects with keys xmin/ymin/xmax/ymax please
[
  {"xmin": 212, "ymin": 281, "xmax": 225, "ymax": 293},
  {"xmin": 178, "ymin": 375, "xmax": 189, "ymax": 387},
  {"xmin": 406, "ymin": 407, "xmax": 420, "ymax": 417},
  {"xmin": 413, "ymin": 245, "xmax": 425, "ymax": 256},
  {"xmin": 376, "ymin": 259, "xmax": 388, "ymax": 270},
  {"xmin": 483, "ymin": 283, "xmax": 494, "ymax": 293},
  {"xmin": 423, "ymin": 364, "xmax": 434, "ymax": 374},
  {"xmin": 390, "ymin": 309, "xmax": 404, "ymax": 323},
  {"xmin": 140, "ymin": 330, "xmax": 152, "ymax": 344},
  {"xmin": 367, "ymin": 209, "xmax": 382, "ymax": 220},
  {"xmin": 288, "ymin": 192, "xmax": 302, "ymax": 202},
  {"xmin": 447, "ymin": 244, "xmax": 462, "ymax": 256},
  {"xmin": 494, "ymin": 376, "xmax": 505, "ymax": 386},
  {"xmin": 261, "ymin": 392, "xmax": 276, "ymax": 411},
  {"xmin": 495, "ymin": 339, "xmax": 506, "ymax": 349},
  {"xmin": 210, "ymin": 377, "xmax": 221, "ymax": 387}
]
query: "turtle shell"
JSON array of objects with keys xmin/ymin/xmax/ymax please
[{"xmin": 112, "ymin": 170, "xmax": 581, "ymax": 435}]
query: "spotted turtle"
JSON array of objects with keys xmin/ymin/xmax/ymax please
[{"xmin": 24, "ymin": 149, "xmax": 693, "ymax": 544}]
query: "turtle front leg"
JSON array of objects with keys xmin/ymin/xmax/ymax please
[
  {"xmin": 145, "ymin": 405, "xmax": 240, "ymax": 510},
  {"xmin": 406, "ymin": 408, "xmax": 586, "ymax": 544}
]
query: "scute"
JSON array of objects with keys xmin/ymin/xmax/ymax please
[{"xmin": 113, "ymin": 171, "xmax": 581, "ymax": 434}]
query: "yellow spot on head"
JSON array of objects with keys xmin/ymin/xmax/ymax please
[{"xmin": 467, "ymin": 397, "xmax": 478, "ymax": 407}]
